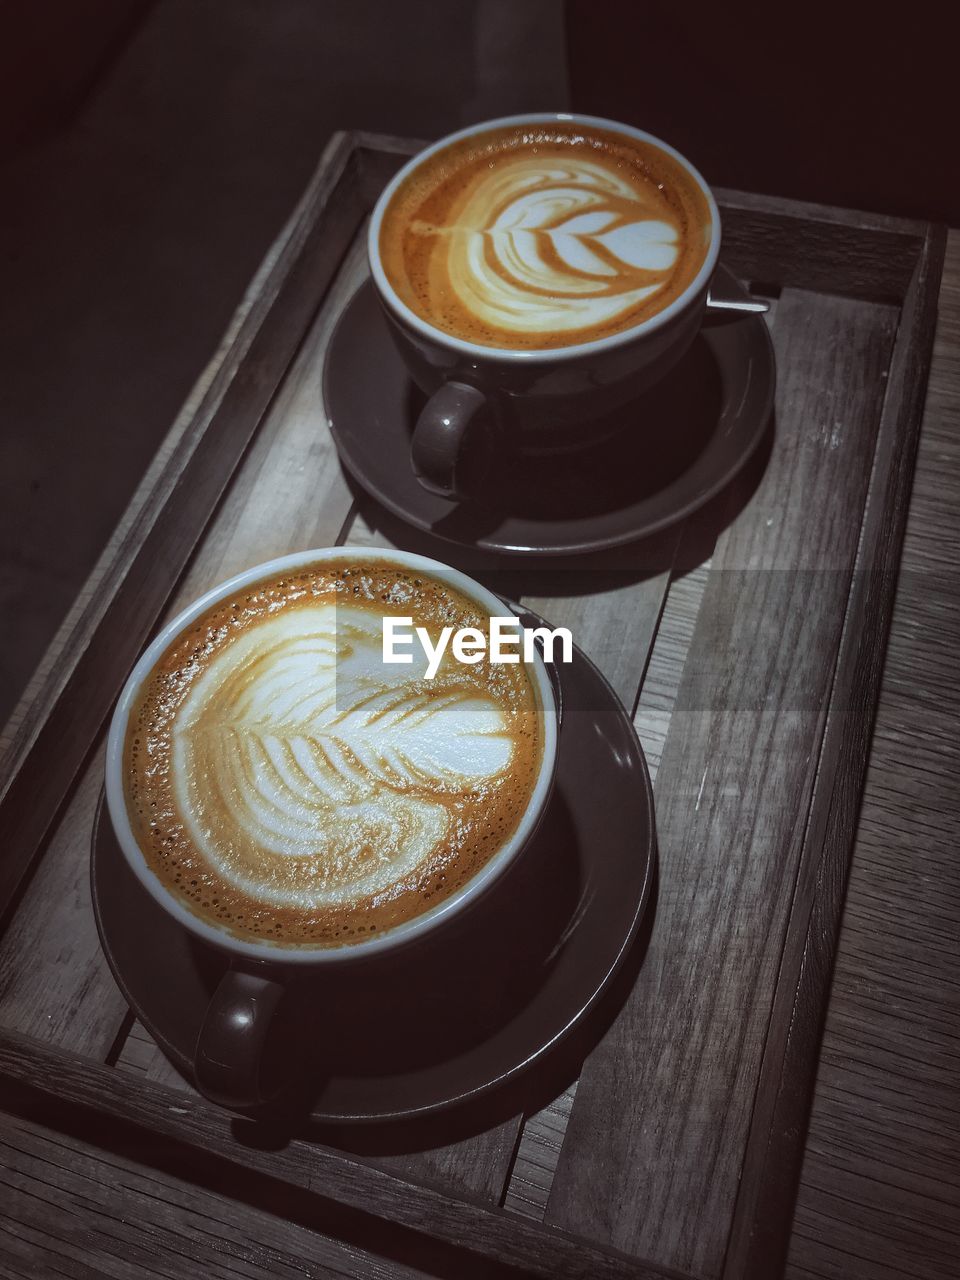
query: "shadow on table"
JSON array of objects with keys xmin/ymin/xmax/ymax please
[
  {"xmin": 225, "ymin": 808, "xmax": 659, "ymax": 1159},
  {"xmin": 318, "ymin": 860, "xmax": 661, "ymax": 1161},
  {"xmin": 341, "ymin": 409, "xmax": 775, "ymax": 603}
]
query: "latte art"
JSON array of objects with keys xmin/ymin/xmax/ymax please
[
  {"xmin": 414, "ymin": 156, "xmax": 679, "ymax": 337},
  {"xmin": 125, "ymin": 562, "xmax": 541, "ymax": 946},
  {"xmin": 173, "ymin": 606, "xmax": 513, "ymax": 908},
  {"xmin": 379, "ymin": 122, "xmax": 712, "ymax": 349}
]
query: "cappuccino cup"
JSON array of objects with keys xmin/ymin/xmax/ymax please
[
  {"xmin": 368, "ymin": 113, "xmax": 722, "ymax": 499},
  {"xmin": 105, "ymin": 548, "xmax": 558, "ymax": 1108}
]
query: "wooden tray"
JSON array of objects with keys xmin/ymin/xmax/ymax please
[{"xmin": 0, "ymin": 132, "xmax": 944, "ymax": 1280}]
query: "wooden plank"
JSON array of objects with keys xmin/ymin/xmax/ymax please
[
  {"xmin": 784, "ymin": 231, "xmax": 960, "ymax": 1280},
  {"xmin": 116, "ymin": 1022, "xmax": 199, "ymax": 1094},
  {"xmin": 0, "ymin": 232, "xmax": 366, "ymax": 1066},
  {"xmin": 503, "ymin": 294, "xmax": 780, "ymax": 1224},
  {"xmin": 0, "ymin": 1111, "xmax": 428, "ymax": 1280},
  {"xmin": 713, "ymin": 186, "xmax": 929, "ymax": 237},
  {"xmin": 0, "ymin": 131, "xmax": 366, "ymax": 922},
  {"xmin": 0, "ymin": 1030, "xmax": 686, "ymax": 1280},
  {"xmin": 502, "ymin": 290, "xmax": 782, "ymax": 1224},
  {"xmin": 728, "ymin": 226, "xmax": 947, "ymax": 1280},
  {"xmin": 0, "ymin": 751, "xmax": 126, "ymax": 1057},
  {"xmin": 504, "ymin": 554, "xmax": 711, "ymax": 1221},
  {"xmin": 503, "ymin": 1082, "xmax": 578, "ymax": 1222},
  {"xmin": 545, "ymin": 287, "xmax": 899, "ymax": 1275},
  {"xmin": 717, "ymin": 191, "xmax": 923, "ymax": 303},
  {"xmin": 113, "ymin": 1019, "xmax": 157, "ymax": 1079},
  {"xmin": 357, "ymin": 1125, "xmax": 520, "ymax": 1211},
  {"xmin": 631, "ymin": 560, "xmax": 712, "ymax": 784},
  {"xmin": 518, "ymin": 540, "xmax": 678, "ymax": 712}
]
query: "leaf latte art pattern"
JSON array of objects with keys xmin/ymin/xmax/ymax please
[
  {"xmin": 426, "ymin": 156, "xmax": 681, "ymax": 336},
  {"xmin": 379, "ymin": 123, "xmax": 713, "ymax": 348},
  {"xmin": 172, "ymin": 606, "xmax": 515, "ymax": 910}
]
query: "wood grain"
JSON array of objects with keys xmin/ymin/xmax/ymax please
[
  {"xmin": 726, "ymin": 225, "xmax": 946, "ymax": 1279},
  {"xmin": 546, "ymin": 288, "xmax": 899, "ymax": 1276},
  {"xmin": 504, "ymin": 1082, "xmax": 579, "ymax": 1221},
  {"xmin": 0, "ymin": 1031, "xmax": 684, "ymax": 1280},
  {"xmin": 785, "ymin": 232, "xmax": 960, "ymax": 1280},
  {"xmin": 504, "ymin": 554, "xmax": 712, "ymax": 1221},
  {"xmin": 0, "ymin": 1111, "xmax": 428, "ymax": 1280},
  {"xmin": 0, "ymin": 749, "xmax": 126, "ymax": 1057},
  {"xmin": 520, "ymin": 546, "xmax": 677, "ymax": 712},
  {"xmin": 503, "ymin": 297, "xmax": 780, "ymax": 1224},
  {"xmin": 716, "ymin": 189, "xmax": 924, "ymax": 303}
]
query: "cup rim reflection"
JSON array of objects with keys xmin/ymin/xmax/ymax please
[
  {"xmin": 367, "ymin": 110, "xmax": 722, "ymax": 363},
  {"xmin": 104, "ymin": 547, "xmax": 559, "ymax": 965}
]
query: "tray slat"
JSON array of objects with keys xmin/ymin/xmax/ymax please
[
  {"xmin": 545, "ymin": 288, "xmax": 898, "ymax": 1275},
  {"xmin": 0, "ymin": 1111, "xmax": 427, "ymax": 1280},
  {"xmin": 0, "ymin": 751, "xmax": 128, "ymax": 1058},
  {"xmin": 716, "ymin": 189, "xmax": 924, "ymax": 303},
  {"xmin": 0, "ymin": 1031, "xmax": 679, "ymax": 1280},
  {"xmin": 727, "ymin": 224, "xmax": 946, "ymax": 1279},
  {"xmin": 505, "ymin": 548, "xmax": 717, "ymax": 1220}
]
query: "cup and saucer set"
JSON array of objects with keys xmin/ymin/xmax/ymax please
[{"xmin": 92, "ymin": 114, "xmax": 775, "ymax": 1127}]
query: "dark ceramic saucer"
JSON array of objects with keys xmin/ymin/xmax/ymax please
[
  {"xmin": 323, "ymin": 268, "xmax": 775, "ymax": 556},
  {"xmin": 91, "ymin": 631, "xmax": 655, "ymax": 1124}
]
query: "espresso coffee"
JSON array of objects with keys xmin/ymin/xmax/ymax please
[
  {"xmin": 124, "ymin": 561, "xmax": 542, "ymax": 947},
  {"xmin": 379, "ymin": 121, "xmax": 713, "ymax": 350}
]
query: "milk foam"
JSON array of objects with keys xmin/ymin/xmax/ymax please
[
  {"xmin": 170, "ymin": 605, "xmax": 514, "ymax": 910},
  {"xmin": 428, "ymin": 156, "xmax": 679, "ymax": 335},
  {"xmin": 379, "ymin": 123, "xmax": 713, "ymax": 349}
]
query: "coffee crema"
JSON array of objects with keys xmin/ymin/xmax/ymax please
[
  {"xmin": 379, "ymin": 122, "xmax": 713, "ymax": 350},
  {"xmin": 125, "ymin": 562, "xmax": 542, "ymax": 947}
]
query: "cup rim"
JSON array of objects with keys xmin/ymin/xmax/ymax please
[
  {"xmin": 104, "ymin": 547, "xmax": 559, "ymax": 965},
  {"xmin": 367, "ymin": 111, "xmax": 722, "ymax": 362}
]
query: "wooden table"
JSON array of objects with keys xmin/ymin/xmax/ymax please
[
  {"xmin": 785, "ymin": 238, "xmax": 960, "ymax": 1280},
  {"xmin": 0, "ymin": 135, "xmax": 956, "ymax": 1279}
]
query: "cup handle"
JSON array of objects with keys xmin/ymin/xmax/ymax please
[
  {"xmin": 194, "ymin": 966, "xmax": 285, "ymax": 1108},
  {"xmin": 411, "ymin": 381, "xmax": 491, "ymax": 499}
]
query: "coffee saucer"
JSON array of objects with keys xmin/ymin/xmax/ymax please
[
  {"xmin": 323, "ymin": 267, "xmax": 775, "ymax": 556},
  {"xmin": 91, "ymin": 629, "xmax": 655, "ymax": 1125}
]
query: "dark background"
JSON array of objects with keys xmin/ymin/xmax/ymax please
[{"xmin": 0, "ymin": 0, "xmax": 954, "ymax": 724}]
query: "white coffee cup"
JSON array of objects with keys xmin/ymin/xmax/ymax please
[
  {"xmin": 367, "ymin": 112, "xmax": 723, "ymax": 498},
  {"xmin": 105, "ymin": 547, "xmax": 559, "ymax": 1106}
]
